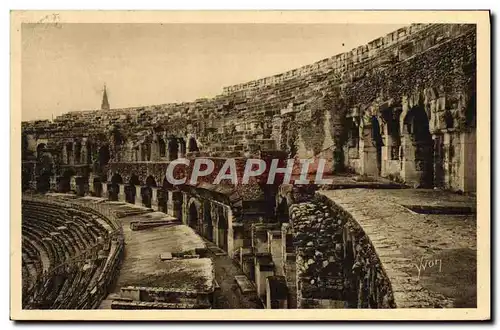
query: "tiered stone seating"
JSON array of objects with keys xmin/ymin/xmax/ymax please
[{"xmin": 21, "ymin": 196, "xmax": 124, "ymax": 309}]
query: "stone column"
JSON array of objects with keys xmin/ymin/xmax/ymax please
[
  {"xmin": 232, "ymin": 224, "xmax": 245, "ymax": 257},
  {"xmin": 70, "ymin": 176, "xmax": 77, "ymax": 192},
  {"xmin": 62, "ymin": 144, "xmax": 68, "ymax": 164},
  {"xmin": 50, "ymin": 176, "xmax": 58, "ymax": 192},
  {"xmin": 167, "ymin": 190, "xmax": 175, "ymax": 217},
  {"xmin": 135, "ymin": 185, "xmax": 143, "ymax": 206},
  {"xmin": 226, "ymin": 207, "xmax": 234, "ymax": 255},
  {"xmin": 118, "ymin": 184, "xmax": 126, "ymax": 202},
  {"xmin": 360, "ymin": 126, "xmax": 379, "ymax": 176},
  {"xmin": 178, "ymin": 138, "xmax": 186, "ymax": 159},
  {"xmin": 380, "ymin": 120, "xmax": 390, "ymax": 177},
  {"xmin": 151, "ymin": 187, "xmax": 159, "ymax": 211},
  {"xmin": 268, "ymin": 230, "xmax": 284, "ymax": 276},
  {"xmin": 460, "ymin": 129, "xmax": 476, "ymax": 192},
  {"xmin": 401, "ymin": 133, "xmax": 417, "ymax": 185}
]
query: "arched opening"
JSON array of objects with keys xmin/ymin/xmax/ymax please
[
  {"xmin": 346, "ymin": 119, "xmax": 360, "ymax": 159},
  {"xmin": 371, "ymin": 116, "xmax": 383, "ymax": 175},
  {"xmin": 188, "ymin": 202, "xmax": 199, "ymax": 231},
  {"xmin": 74, "ymin": 141, "xmax": 82, "ymax": 165},
  {"xmin": 99, "ymin": 145, "xmax": 110, "ymax": 167},
  {"xmin": 65, "ymin": 142, "xmax": 74, "ymax": 165},
  {"xmin": 126, "ymin": 174, "xmax": 141, "ymax": 204},
  {"xmin": 59, "ymin": 170, "xmax": 74, "ymax": 193},
  {"xmin": 93, "ymin": 177, "xmax": 103, "ymax": 197},
  {"xmin": 36, "ymin": 143, "xmax": 47, "ymax": 160},
  {"xmin": 157, "ymin": 178, "xmax": 171, "ymax": 213},
  {"xmin": 167, "ymin": 137, "xmax": 179, "ymax": 161},
  {"xmin": 22, "ymin": 134, "xmax": 29, "ymax": 160},
  {"xmin": 403, "ymin": 105, "xmax": 434, "ymax": 187},
  {"xmin": 275, "ymin": 198, "xmax": 289, "ymax": 224},
  {"xmin": 142, "ymin": 176, "xmax": 157, "ymax": 208},
  {"xmin": 178, "ymin": 138, "xmax": 186, "ymax": 157},
  {"xmin": 144, "ymin": 143, "xmax": 151, "ymax": 161},
  {"xmin": 187, "ymin": 136, "xmax": 199, "ymax": 153},
  {"xmin": 159, "ymin": 138, "xmax": 166, "ymax": 158},
  {"xmin": 109, "ymin": 173, "xmax": 123, "ymax": 201},
  {"xmin": 203, "ymin": 202, "xmax": 213, "ymax": 241},
  {"xmin": 37, "ymin": 172, "xmax": 51, "ymax": 193},
  {"xmin": 36, "ymin": 150, "xmax": 54, "ymax": 193},
  {"xmin": 217, "ymin": 207, "xmax": 229, "ymax": 251},
  {"xmin": 86, "ymin": 141, "xmax": 93, "ymax": 164},
  {"xmin": 22, "ymin": 168, "xmax": 31, "ymax": 192}
]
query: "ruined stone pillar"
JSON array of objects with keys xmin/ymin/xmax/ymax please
[
  {"xmin": 138, "ymin": 144, "xmax": 143, "ymax": 162},
  {"xmin": 88, "ymin": 174, "xmax": 95, "ymax": 194},
  {"xmin": 380, "ymin": 121, "xmax": 390, "ymax": 177},
  {"xmin": 360, "ymin": 126, "xmax": 379, "ymax": 177},
  {"xmin": 151, "ymin": 187, "xmax": 159, "ymax": 211},
  {"xmin": 401, "ymin": 134, "xmax": 417, "ymax": 184},
  {"xmin": 118, "ymin": 184, "xmax": 126, "ymax": 202},
  {"xmin": 80, "ymin": 140, "xmax": 88, "ymax": 164},
  {"xmin": 62, "ymin": 144, "xmax": 68, "ymax": 165},
  {"xmin": 166, "ymin": 190, "xmax": 175, "ymax": 217},
  {"xmin": 73, "ymin": 141, "xmax": 79, "ymax": 165},
  {"xmin": 232, "ymin": 224, "xmax": 245, "ymax": 257},
  {"xmin": 150, "ymin": 138, "xmax": 159, "ymax": 161},
  {"xmin": 135, "ymin": 185, "xmax": 143, "ymax": 206}
]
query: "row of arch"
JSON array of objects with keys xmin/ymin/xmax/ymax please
[
  {"xmin": 187, "ymin": 199, "xmax": 229, "ymax": 251},
  {"xmin": 29, "ymin": 169, "xmax": 232, "ymax": 251},
  {"xmin": 345, "ymin": 103, "xmax": 434, "ymax": 186},
  {"xmin": 55, "ymin": 134, "xmax": 201, "ymax": 166}
]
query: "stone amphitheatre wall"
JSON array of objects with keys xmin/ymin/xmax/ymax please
[{"xmin": 22, "ymin": 23, "xmax": 477, "ymax": 192}]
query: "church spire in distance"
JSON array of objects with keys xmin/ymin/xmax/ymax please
[{"xmin": 101, "ymin": 83, "xmax": 110, "ymax": 110}]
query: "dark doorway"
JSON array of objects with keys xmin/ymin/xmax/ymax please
[
  {"xmin": 93, "ymin": 178, "xmax": 103, "ymax": 197},
  {"xmin": 126, "ymin": 174, "xmax": 141, "ymax": 204},
  {"xmin": 188, "ymin": 202, "xmax": 199, "ymax": 230},
  {"xmin": 142, "ymin": 176, "xmax": 157, "ymax": 208},
  {"xmin": 37, "ymin": 172, "xmax": 51, "ymax": 193},
  {"xmin": 109, "ymin": 173, "xmax": 123, "ymax": 201},
  {"xmin": 404, "ymin": 106, "xmax": 434, "ymax": 187},
  {"xmin": 203, "ymin": 202, "xmax": 213, "ymax": 241},
  {"xmin": 371, "ymin": 116, "xmax": 383, "ymax": 175},
  {"xmin": 99, "ymin": 145, "xmax": 111, "ymax": 167},
  {"xmin": 218, "ymin": 208, "xmax": 228, "ymax": 252}
]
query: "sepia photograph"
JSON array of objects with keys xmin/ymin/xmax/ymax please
[{"xmin": 10, "ymin": 10, "xmax": 490, "ymax": 321}]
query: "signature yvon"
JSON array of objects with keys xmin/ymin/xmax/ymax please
[{"xmin": 413, "ymin": 256, "xmax": 443, "ymax": 280}]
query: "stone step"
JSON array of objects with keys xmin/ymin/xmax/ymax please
[{"xmin": 234, "ymin": 275, "xmax": 256, "ymax": 294}]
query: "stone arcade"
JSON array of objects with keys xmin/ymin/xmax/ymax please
[{"xmin": 22, "ymin": 23, "xmax": 477, "ymax": 309}]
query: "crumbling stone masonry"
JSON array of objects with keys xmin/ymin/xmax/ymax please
[{"xmin": 290, "ymin": 198, "xmax": 396, "ymax": 309}]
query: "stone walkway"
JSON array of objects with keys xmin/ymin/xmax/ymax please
[
  {"xmin": 318, "ymin": 188, "xmax": 477, "ymax": 308},
  {"xmin": 207, "ymin": 244, "xmax": 263, "ymax": 309}
]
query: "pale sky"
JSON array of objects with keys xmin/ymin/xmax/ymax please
[{"xmin": 22, "ymin": 23, "xmax": 406, "ymax": 121}]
